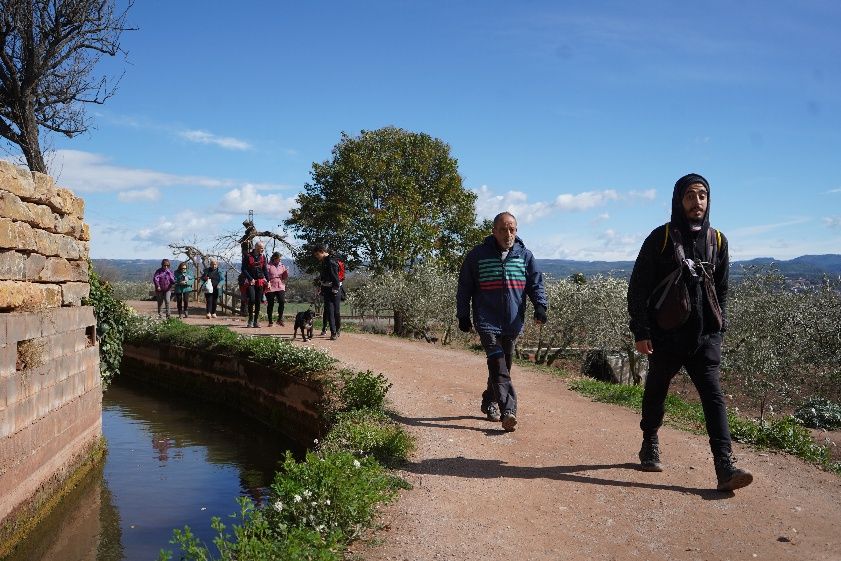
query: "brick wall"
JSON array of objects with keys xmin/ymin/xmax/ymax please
[{"xmin": 0, "ymin": 161, "xmax": 100, "ymax": 555}]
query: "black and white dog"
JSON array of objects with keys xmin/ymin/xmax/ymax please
[{"xmin": 293, "ymin": 309, "xmax": 315, "ymax": 341}]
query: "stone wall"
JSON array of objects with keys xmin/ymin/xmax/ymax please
[
  {"xmin": 122, "ymin": 343, "xmax": 327, "ymax": 448},
  {"xmin": 0, "ymin": 162, "xmax": 100, "ymax": 556}
]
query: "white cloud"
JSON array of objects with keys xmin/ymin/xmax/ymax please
[
  {"xmin": 117, "ymin": 187, "xmax": 160, "ymax": 202},
  {"xmin": 729, "ymin": 217, "xmax": 812, "ymax": 237},
  {"xmin": 180, "ymin": 129, "xmax": 252, "ymax": 151},
  {"xmin": 554, "ymin": 190, "xmax": 619, "ymax": 211},
  {"xmin": 827, "ymin": 188, "xmax": 841, "ymax": 194},
  {"xmin": 629, "ymin": 189, "xmax": 656, "ymax": 200},
  {"xmin": 49, "ymin": 149, "xmax": 236, "ymax": 193},
  {"xmin": 218, "ymin": 184, "xmax": 298, "ymax": 216},
  {"xmin": 590, "ymin": 212, "xmax": 610, "ymax": 225},
  {"xmin": 825, "ymin": 216, "xmax": 841, "ymax": 229},
  {"xmin": 133, "ymin": 210, "xmax": 224, "ymax": 247},
  {"xmin": 474, "ymin": 185, "xmax": 647, "ymax": 224}
]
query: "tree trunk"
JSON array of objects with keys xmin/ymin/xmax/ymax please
[
  {"xmin": 393, "ymin": 309, "xmax": 404, "ymax": 336},
  {"xmin": 20, "ymin": 110, "xmax": 47, "ymax": 173}
]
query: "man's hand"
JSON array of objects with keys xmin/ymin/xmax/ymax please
[
  {"xmin": 534, "ymin": 304, "xmax": 547, "ymax": 325},
  {"xmin": 458, "ymin": 317, "xmax": 472, "ymax": 333},
  {"xmin": 635, "ymin": 339, "xmax": 653, "ymax": 355}
]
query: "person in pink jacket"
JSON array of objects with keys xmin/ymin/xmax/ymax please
[{"xmin": 265, "ymin": 251, "xmax": 289, "ymax": 326}]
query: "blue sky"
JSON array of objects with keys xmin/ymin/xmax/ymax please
[{"xmin": 6, "ymin": 1, "xmax": 840, "ymax": 261}]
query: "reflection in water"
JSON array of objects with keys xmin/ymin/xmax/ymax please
[{"xmin": 5, "ymin": 377, "xmax": 295, "ymax": 561}]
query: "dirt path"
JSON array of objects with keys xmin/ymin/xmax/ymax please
[{"xmin": 130, "ymin": 301, "xmax": 841, "ymax": 561}]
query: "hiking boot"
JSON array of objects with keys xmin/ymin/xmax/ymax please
[
  {"xmin": 481, "ymin": 402, "xmax": 501, "ymax": 422},
  {"xmin": 714, "ymin": 454, "xmax": 753, "ymax": 492},
  {"xmin": 638, "ymin": 434, "xmax": 663, "ymax": 472},
  {"xmin": 501, "ymin": 411, "xmax": 517, "ymax": 432}
]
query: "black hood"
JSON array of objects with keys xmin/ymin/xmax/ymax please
[{"xmin": 670, "ymin": 173, "xmax": 710, "ymax": 233}]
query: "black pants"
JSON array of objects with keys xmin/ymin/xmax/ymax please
[
  {"xmin": 247, "ymin": 285, "xmax": 264, "ymax": 322},
  {"xmin": 641, "ymin": 333, "xmax": 731, "ymax": 457},
  {"xmin": 322, "ymin": 289, "xmax": 341, "ymax": 336},
  {"xmin": 479, "ymin": 332, "xmax": 518, "ymax": 414},
  {"xmin": 204, "ymin": 289, "xmax": 219, "ymax": 315},
  {"xmin": 267, "ymin": 291, "xmax": 285, "ymax": 323},
  {"xmin": 175, "ymin": 292, "xmax": 190, "ymax": 315}
]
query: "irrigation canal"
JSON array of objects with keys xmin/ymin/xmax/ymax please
[{"xmin": 6, "ymin": 377, "xmax": 296, "ymax": 561}]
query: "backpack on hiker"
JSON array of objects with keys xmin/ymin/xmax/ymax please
[
  {"xmin": 337, "ymin": 259, "xmax": 345, "ymax": 283},
  {"xmin": 649, "ymin": 223, "xmax": 723, "ymax": 331}
]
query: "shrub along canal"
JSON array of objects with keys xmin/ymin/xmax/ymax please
[{"xmin": 6, "ymin": 376, "xmax": 296, "ymax": 561}]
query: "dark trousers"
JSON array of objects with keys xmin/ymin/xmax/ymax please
[
  {"xmin": 641, "ymin": 333, "xmax": 731, "ymax": 457},
  {"xmin": 479, "ymin": 332, "xmax": 518, "ymax": 414},
  {"xmin": 267, "ymin": 291, "xmax": 285, "ymax": 323},
  {"xmin": 247, "ymin": 285, "xmax": 264, "ymax": 322},
  {"xmin": 175, "ymin": 292, "xmax": 190, "ymax": 315},
  {"xmin": 322, "ymin": 290, "xmax": 341, "ymax": 335},
  {"xmin": 204, "ymin": 289, "xmax": 219, "ymax": 314}
]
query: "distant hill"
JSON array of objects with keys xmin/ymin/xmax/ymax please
[
  {"xmin": 538, "ymin": 254, "xmax": 841, "ymax": 282},
  {"xmin": 93, "ymin": 254, "xmax": 841, "ymax": 284}
]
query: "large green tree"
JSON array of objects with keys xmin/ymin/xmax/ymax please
[{"xmin": 286, "ymin": 127, "xmax": 485, "ymax": 274}]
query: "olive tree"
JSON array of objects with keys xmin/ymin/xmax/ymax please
[{"xmin": 0, "ymin": 0, "xmax": 133, "ymax": 172}]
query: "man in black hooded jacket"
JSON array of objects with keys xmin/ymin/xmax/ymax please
[{"xmin": 627, "ymin": 173, "xmax": 752, "ymax": 492}]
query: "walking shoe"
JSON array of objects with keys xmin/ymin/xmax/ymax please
[
  {"xmin": 253, "ymin": 322, "xmax": 260, "ymax": 328},
  {"xmin": 206, "ymin": 313, "xmax": 211, "ymax": 319},
  {"xmin": 268, "ymin": 321, "xmax": 274, "ymax": 327},
  {"xmin": 501, "ymin": 411, "xmax": 517, "ymax": 432},
  {"xmin": 638, "ymin": 434, "xmax": 663, "ymax": 472},
  {"xmin": 320, "ymin": 330, "xmax": 327, "ymax": 336},
  {"xmin": 714, "ymin": 454, "xmax": 753, "ymax": 491},
  {"xmin": 211, "ymin": 314, "xmax": 217, "ymax": 318},
  {"xmin": 481, "ymin": 402, "xmax": 502, "ymax": 422}
]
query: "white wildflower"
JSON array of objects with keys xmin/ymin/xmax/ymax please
[
  {"xmin": 313, "ymin": 438, "xmax": 319, "ymax": 445},
  {"xmin": 325, "ymin": 499, "xmax": 331, "ymax": 506},
  {"xmin": 273, "ymin": 501, "xmax": 283, "ymax": 512},
  {"xmin": 311, "ymin": 501, "xmax": 317, "ymax": 506},
  {"xmin": 302, "ymin": 489, "xmax": 312, "ymax": 498},
  {"xmin": 353, "ymin": 459, "xmax": 361, "ymax": 468},
  {"xmin": 294, "ymin": 494, "xmax": 302, "ymax": 503}
]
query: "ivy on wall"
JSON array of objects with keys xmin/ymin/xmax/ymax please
[{"xmin": 83, "ymin": 262, "xmax": 133, "ymax": 389}]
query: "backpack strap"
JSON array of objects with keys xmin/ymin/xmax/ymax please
[{"xmin": 661, "ymin": 223, "xmax": 670, "ymax": 253}]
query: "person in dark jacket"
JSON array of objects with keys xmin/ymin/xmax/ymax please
[
  {"xmin": 200, "ymin": 259, "xmax": 223, "ymax": 319},
  {"xmin": 456, "ymin": 212, "xmax": 547, "ymax": 432},
  {"xmin": 627, "ymin": 173, "xmax": 752, "ymax": 492},
  {"xmin": 313, "ymin": 244, "xmax": 341, "ymax": 340},
  {"xmin": 242, "ymin": 242, "xmax": 269, "ymax": 328}
]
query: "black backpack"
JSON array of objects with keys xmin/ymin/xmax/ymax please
[{"xmin": 649, "ymin": 224, "xmax": 723, "ymax": 331}]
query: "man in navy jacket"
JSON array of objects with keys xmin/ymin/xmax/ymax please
[{"xmin": 457, "ymin": 212, "xmax": 547, "ymax": 431}]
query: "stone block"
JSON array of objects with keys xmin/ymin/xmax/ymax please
[
  {"xmin": 24, "ymin": 253, "xmax": 46, "ymax": 281},
  {"xmin": 24, "ymin": 201, "xmax": 58, "ymax": 232},
  {"xmin": 0, "ymin": 314, "xmax": 6, "ymax": 347},
  {"xmin": 5, "ymin": 312, "xmax": 43, "ymax": 345},
  {"xmin": 0, "ymin": 161, "xmax": 36, "ymax": 200},
  {"xmin": 0, "ymin": 281, "xmax": 62, "ymax": 311},
  {"xmin": 54, "ymin": 214, "xmax": 85, "ymax": 240},
  {"xmin": 0, "ymin": 250, "xmax": 26, "ymax": 281},
  {"xmin": 61, "ymin": 282, "xmax": 90, "ymax": 307},
  {"xmin": 0, "ymin": 191, "xmax": 32, "ymax": 223},
  {"xmin": 30, "ymin": 257, "xmax": 74, "ymax": 282},
  {"xmin": 79, "ymin": 223, "xmax": 90, "ymax": 241}
]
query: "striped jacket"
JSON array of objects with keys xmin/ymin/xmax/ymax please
[{"xmin": 456, "ymin": 235, "xmax": 547, "ymax": 336}]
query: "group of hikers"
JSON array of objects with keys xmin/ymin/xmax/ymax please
[
  {"xmin": 457, "ymin": 172, "xmax": 753, "ymax": 492},
  {"xmin": 150, "ymin": 171, "xmax": 752, "ymax": 492},
  {"xmin": 151, "ymin": 242, "xmax": 344, "ymax": 338}
]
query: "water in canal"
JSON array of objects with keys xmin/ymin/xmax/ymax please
[{"xmin": 5, "ymin": 377, "xmax": 297, "ymax": 561}]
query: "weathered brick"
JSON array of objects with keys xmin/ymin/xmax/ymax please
[
  {"xmin": 0, "ymin": 281, "xmax": 62, "ymax": 311},
  {"xmin": 0, "ymin": 161, "xmax": 36, "ymax": 200},
  {"xmin": 0, "ymin": 250, "xmax": 26, "ymax": 281},
  {"xmin": 61, "ymin": 282, "xmax": 90, "ymax": 306},
  {"xmin": 6, "ymin": 312, "xmax": 44, "ymax": 344},
  {"xmin": 0, "ymin": 344, "xmax": 17, "ymax": 378}
]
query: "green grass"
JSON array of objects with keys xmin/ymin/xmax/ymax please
[{"xmin": 568, "ymin": 377, "xmax": 840, "ymax": 474}]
